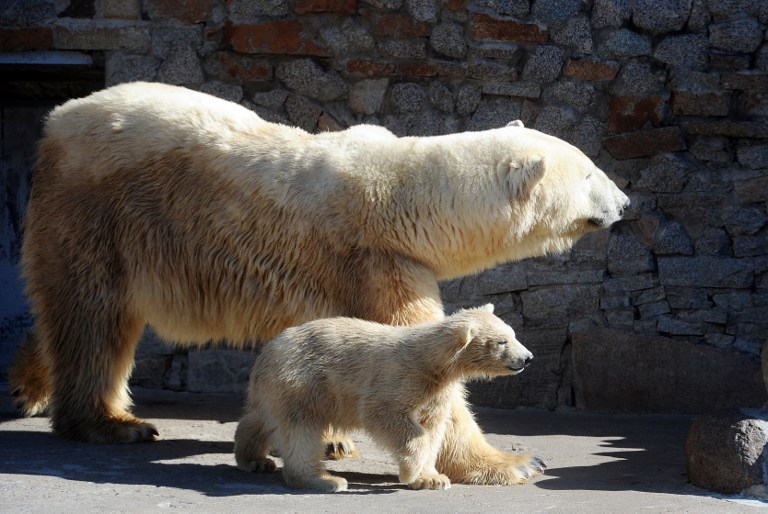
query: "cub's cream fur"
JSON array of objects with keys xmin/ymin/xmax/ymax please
[
  {"xmin": 11, "ymin": 82, "xmax": 627, "ymax": 483},
  {"xmin": 234, "ymin": 304, "xmax": 541, "ymax": 492}
]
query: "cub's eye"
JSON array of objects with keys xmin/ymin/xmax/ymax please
[
  {"xmin": 497, "ymin": 340, "xmax": 507, "ymax": 345},
  {"xmin": 585, "ymin": 172, "xmax": 593, "ymax": 180}
]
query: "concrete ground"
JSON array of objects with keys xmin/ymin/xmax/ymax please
[{"xmin": 0, "ymin": 387, "xmax": 764, "ymax": 512}]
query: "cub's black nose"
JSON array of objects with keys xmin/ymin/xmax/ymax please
[{"xmin": 524, "ymin": 355, "xmax": 533, "ymax": 365}]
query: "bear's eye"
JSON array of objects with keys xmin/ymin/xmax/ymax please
[
  {"xmin": 585, "ymin": 172, "xmax": 593, "ymax": 180},
  {"xmin": 497, "ymin": 340, "xmax": 507, "ymax": 345}
]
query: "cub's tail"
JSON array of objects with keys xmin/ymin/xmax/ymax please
[{"xmin": 8, "ymin": 330, "xmax": 52, "ymax": 416}]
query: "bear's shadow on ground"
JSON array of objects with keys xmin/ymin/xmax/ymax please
[
  {"xmin": 0, "ymin": 394, "xmax": 718, "ymax": 499},
  {"xmin": 0, "ymin": 424, "xmax": 402, "ymax": 496}
]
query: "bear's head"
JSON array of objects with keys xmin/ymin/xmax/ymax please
[
  {"xmin": 451, "ymin": 304, "xmax": 532, "ymax": 378},
  {"xmin": 501, "ymin": 121, "xmax": 630, "ymax": 256}
]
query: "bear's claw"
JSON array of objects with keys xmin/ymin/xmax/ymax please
[{"xmin": 324, "ymin": 440, "xmax": 358, "ymax": 460}]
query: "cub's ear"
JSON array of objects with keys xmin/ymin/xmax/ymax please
[
  {"xmin": 506, "ymin": 120, "xmax": 524, "ymax": 127},
  {"xmin": 509, "ymin": 155, "xmax": 545, "ymax": 199},
  {"xmin": 454, "ymin": 322, "xmax": 474, "ymax": 350}
]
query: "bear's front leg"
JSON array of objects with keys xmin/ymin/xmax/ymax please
[
  {"xmin": 436, "ymin": 387, "xmax": 546, "ymax": 485},
  {"xmin": 409, "ymin": 473, "xmax": 451, "ymax": 490}
]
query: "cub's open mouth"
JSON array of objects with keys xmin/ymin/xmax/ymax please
[{"xmin": 507, "ymin": 365, "xmax": 526, "ymax": 373}]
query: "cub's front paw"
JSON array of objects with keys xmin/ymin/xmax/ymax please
[{"xmin": 409, "ymin": 473, "xmax": 451, "ymax": 490}]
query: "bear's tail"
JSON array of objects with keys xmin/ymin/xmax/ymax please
[{"xmin": 8, "ymin": 330, "xmax": 52, "ymax": 416}]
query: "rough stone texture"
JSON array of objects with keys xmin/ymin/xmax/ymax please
[
  {"xmin": 430, "ymin": 22, "xmax": 467, "ymax": 58},
  {"xmin": 592, "ymin": 0, "xmax": 631, "ymax": 28},
  {"xmin": 275, "ymin": 59, "xmax": 347, "ymax": 101},
  {"xmin": 654, "ymin": 34, "xmax": 708, "ymax": 69},
  {"xmin": 572, "ymin": 330, "xmax": 766, "ymax": 413},
  {"xmin": 531, "ymin": 0, "xmax": 581, "ymax": 26},
  {"xmin": 349, "ymin": 78, "xmax": 388, "ymax": 114},
  {"xmin": 687, "ymin": 409, "xmax": 768, "ymax": 494},
  {"xmin": 186, "ymin": 349, "xmax": 257, "ymax": 393},
  {"xmin": 598, "ymin": 29, "xmax": 652, "ymax": 58},
  {"xmin": 522, "ymin": 45, "xmax": 564, "ymax": 82},
  {"xmin": 709, "ymin": 18, "xmax": 763, "ymax": 53},
  {"xmin": 632, "ymin": 0, "xmax": 692, "ymax": 34}
]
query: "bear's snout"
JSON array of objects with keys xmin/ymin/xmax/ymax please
[{"xmin": 507, "ymin": 350, "xmax": 533, "ymax": 374}]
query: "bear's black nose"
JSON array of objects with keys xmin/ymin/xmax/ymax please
[{"xmin": 524, "ymin": 355, "xmax": 533, "ymax": 365}]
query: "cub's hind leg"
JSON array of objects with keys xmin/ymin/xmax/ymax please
[{"xmin": 234, "ymin": 410, "xmax": 277, "ymax": 473}]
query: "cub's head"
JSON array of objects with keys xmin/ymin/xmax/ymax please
[
  {"xmin": 501, "ymin": 120, "xmax": 630, "ymax": 254},
  {"xmin": 450, "ymin": 304, "xmax": 532, "ymax": 378}
]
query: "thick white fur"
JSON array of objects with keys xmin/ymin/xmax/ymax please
[{"xmin": 234, "ymin": 304, "xmax": 537, "ymax": 492}]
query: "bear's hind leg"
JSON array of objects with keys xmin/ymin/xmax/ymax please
[
  {"xmin": 322, "ymin": 426, "xmax": 358, "ymax": 460},
  {"xmin": 436, "ymin": 388, "xmax": 546, "ymax": 485},
  {"xmin": 280, "ymin": 426, "xmax": 348, "ymax": 492},
  {"xmin": 9, "ymin": 330, "xmax": 52, "ymax": 416},
  {"xmin": 42, "ymin": 301, "xmax": 157, "ymax": 444}
]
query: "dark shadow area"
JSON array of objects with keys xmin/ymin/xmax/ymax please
[{"xmin": 0, "ymin": 422, "xmax": 400, "ymax": 497}]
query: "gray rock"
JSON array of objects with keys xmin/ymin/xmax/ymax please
[
  {"xmin": 671, "ymin": 70, "xmax": 721, "ymax": 93},
  {"xmin": 610, "ymin": 59, "xmax": 664, "ymax": 96},
  {"xmin": 405, "ymin": 0, "xmax": 437, "ymax": 21},
  {"xmin": 687, "ymin": 409, "xmax": 768, "ymax": 494},
  {"xmin": 522, "ymin": 45, "xmax": 565, "ymax": 82},
  {"xmin": 320, "ymin": 20, "xmax": 374, "ymax": 56},
  {"xmin": 0, "ymin": 0, "xmax": 55, "ymax": 26},
  {"xmin": 430, "ymin": 23, "xmax": 467, "ymax": 59},
  {"xmin": 151, "ymin": 25, "xmax": 202, "ymax": 59},
  {"xmin": 407, "ymin": 111, "xmax": 458, "ymax": 136},
  {"xmin": 632, "ymin": 0, "xmax": 692, "ymax": 34},
  {"xmin": 467, "ymin": 98, "xmax": 522, "ymax": 131},
  {"xmin": 552, "ymin": 14, "xmax": 592, "ymax": 53},
  {"xmin": 570, "ymin": 115, "xmax": 605, "ymax": 158},
  {"xmin": 106, "ymin": 52, "xmax": 160, "ymax": 86},
  {"xmin": 531, "ymin": 0, "xmax": 581, "ymax": 25},
  {"xmin": 706, "ymin": 0, "xmax": 764, "ymax": 21},
  {"xmin": 688, "ymin": 0, "xmax": 711, "ymax": 29},
  {"xmin": 654, "ymin": 222, "xmax": 694, "ymax": 255},
  {"xmin": 483, "ymin": 81, "xmax": 541, "ymax": 99},
  {"xmin": 228, "ymin": 0, "xmax": 289, "ymax": 17},
  {"xmin": 187, "ymin": 349, "xmax": 257, "ymax": 393},
  {"xmin": 603, "ymin": 273, "xmax": 657, "ymax": 294},
  {"xmin": 276, "ymin": 59, "xmax": 348, "ymax": 102},
  {"xmin": 474, "ymin": 0, "xmax": 530, "ymax": 16},
  {"xmin": 695, "ymin": 228, "xmax": 732, "ymax": 256},
  {"xmin": 361, "ymin": 0, "xmax": 403, "ymax": 7},
  {"xmin": 598, "ymin": 29, "xmax": 652, "ymax": 58},
  {"xmin": 608, "ymin": 234, "xmax": 654, "ymax": 275},
  {"xmin": 533, "ymin": 105, "xmax": 578, "ymax": 139},
  {"xmin": 723, "ymin": 207, "xmax": 767, "ymax": 236},
  {"xmin": 156, "ymin": 42, "xmax": 203, "ymax": 85},
  {"xmin": 200, "ymin": 81, "xmax": 243, "ymax": 103},
  {"xmin": 659, "ymin": 256, "xmax": 754, "ymax": 288},
  {"xmin": 391, "ymin": 82, "xmax": 428, "ymax": 113},
  {"xmin": 378, "ymin": 39, "xmax": 427, "ymax": 59},
  {"xmin": 709, "ymin": 18, "xmax": 763, "ymax": 53},
  {"xmin": 520, "ymin": 285, "xmax": 601, "ymax": 327},
  {"xmin": 428, "ymin": 81, "xmax": 454, "ymax": 113},
  {"xmin": 737, "ymin": 143, "xmax": 768, "ymax": 169},
  {"xmin": 654, "ymin": 34, "xmax": 709, "ymax": 69},
  {"xmin": 471, "ymin": 42, "xmax": 522, "ymax": 60},
  {"xmin": 349, "ymin": 79, "xmax": 388, "ymax": 115},
  {"xmin": 757, "ymin": 46, "xmax": 768, "ymax": 71},
  {"xmin": 690, "ymin": 137, "xmax": 731, "ymax": 164},
  {"xmin": 634, "ymin": 154, "xmax": 690, "ymax": 193},
  {"xmin": 455, "ymin": 84, "xmax": 482, "ymax": 116},
  {"xmin": 252, "ymin": 89, "xmax": 289, "ymax": 109},
  {"xmin": 592, "ymin": 0, "xmax": 631, "ymax": 28},
  {"xmin": 572, "ymin": 329, "xmax": 766, "ymax": 413},
  {"xmin": 285, "ymin": 94, "xmax": 322, "ymax": 131},
  {"xmin": 544, "ymin": 80, "xmax": 597, "ymax": 113}
]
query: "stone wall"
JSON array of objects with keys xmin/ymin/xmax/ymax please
[{"xmin": 1, "ymin": 0, "xmax": 766, "ymax": 413}]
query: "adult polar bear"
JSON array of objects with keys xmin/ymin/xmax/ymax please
[{"xmin": 11, "ymin": 82, "xmax": 628, "ymax": 485}]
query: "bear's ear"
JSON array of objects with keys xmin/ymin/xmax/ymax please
[
  {"xmin": 478, "ymin": 303, "xmax": 494, "ymax": 313},
  {"xmin": 509, "ymin": 155, "xmax": 545, "ymax": 199},
  {"xmin": 506, "ymin": 120, "xmax": 524, "ymax": 128}
]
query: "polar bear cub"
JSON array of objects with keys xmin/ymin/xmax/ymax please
[{"xmin": 234, "ymin": 304, "xmax": 540, "ymax": 492}]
